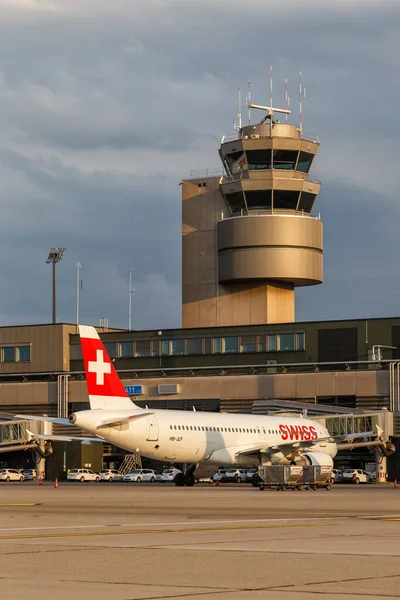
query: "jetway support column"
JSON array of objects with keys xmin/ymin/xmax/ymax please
[
  {"xmin": 375, "ymin": 447, "xmax": 387, "ymax": 483},
  {"xmin": 34, "ymin": 420, "xmax": 53, "ymax": 481}
]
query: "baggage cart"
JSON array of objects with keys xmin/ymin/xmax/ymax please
[
  {"xmin": 257, "ymin": 465, "xmax": 332, "ymax": 491},
  {"xmin": 258, "ymin": 465, "xmax": 304, "ymax": 491}
]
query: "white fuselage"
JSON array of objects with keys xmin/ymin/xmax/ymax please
[{"xmin": 72, "ymin": 408, "xmax": 337, "ymax": 467}]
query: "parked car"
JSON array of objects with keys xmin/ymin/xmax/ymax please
[
  {"xmin": 67, "ymin": 469, "xmax": 100, "ymax": 482},
  {"xmin": 123, "ymin": 469, "xmax": 162, "ymax": 483},
  {"xmin": 342, "ymin": 469, "xmax": 371, "ymax": 484},
  {"xmin": 224, "ymin": 468, "xmax": 247, "ymax": 483},
  {"xmin": 22, "ymin": 469, "xmax": 37, "ymax": 480},
  {"xmin": 212, "ymin": 468, "xmax": 228, "ymax": 482},
  {"xmin": 367, "ymin": 470, "xmax": 377, "ymax": 482},
  {"xmin": 246, "ymin": 469, "xmax": 258, "ymax": 481},
  {"xmin": 161, "ymin": 468, "xmax": 182, "ymax": 483},
  {"xmin": 99, "ymin": 469, "xmax": 123, "ymax": 482},
  {"xmin": 0, "ymin": 468, "xmax": 24, "ymax": 482},
  {"xmin": 330, "ymin": 469, "xmax": 343, "ymax": 484}
]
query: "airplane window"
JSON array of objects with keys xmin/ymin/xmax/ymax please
[
  {"xmin": 174, "ymin": 425, "xmax": 177, "ymax": 430},
  {"xmin": 228, "ymin": 428, "xmax": 231, "ymax": 432},
  {"xmin": 213, "ymin": 427, "xmax": 216, "ymax": 431},
  {"xmin": 178, "ymin": 425, "xmax": 181, "ymax": 430},
  {"xmin": 235, "ymin": 428, "xmax": 238, "ymax": 432},
  {"xmin": 193, "ymin": 426, "xmax": 196, "ymax": 431},
  {"xmin": 202, "ymin": 426, "xmax": 204, "ymax": 431},
  {"xmin": 186, "ymin": 426, "xmax": 189, "ymax": 430},
  {"xmin": 170, "ymin": 425, "xmax": 172, "ymax": 429},
  {"xmin": 190, "ymin": 426, "xmax": 193, "ymax": 430}
]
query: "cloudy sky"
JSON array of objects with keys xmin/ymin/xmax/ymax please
[{"xmin": 0, "ymin": 0, "xmax": 399, "ymax": 330}]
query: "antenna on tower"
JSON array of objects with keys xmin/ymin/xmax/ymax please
[
  {"xmin": 285, "ymin": 79, "xmax": 289, "ymax": 124},
  {"xmin": 269, "ymin": 66, "xmax": 273, "ymax": 117},
  {"xmin": 248, "ymin": 80, "xmax": 251, "ymax": 125},
  {"xmin": 234, "ymin": 85, "xmax": 242, "ymax": 131},
  {"xmin": 299, "ymin": 71, "xmax": 303, "ymax": 134}
]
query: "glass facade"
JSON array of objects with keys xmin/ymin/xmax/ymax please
[
  {"xmin": 187, "ymin": 339, "xmax": 203, "ymax": 355},
  {"xmin": 135, "ymin": 341, "xmax": 151, "ymax": 357},
  {"xmin": 225, "ymin": 191, "xmax": 246, "ymax": 214},
  {"xmin": 297, "ymin": 151, "xmax": 314, "ymax": 173},
  {"xmin": 245, "ymin": 190, "xmax": 272, "ymax": 210},
  {"xmin": 246, "ymin": 150, "xmax": 272, "ymax": 170},
  {"xmin": 70, "ymin": 332, "xmax": 306, "ymax": 362},
  {"xmin": 273, "ymin": 149, "xmax": 298, "ymax": 170},
  {"xmin": 273, "ymin": 189, "xmax": 299, "ymax": 210},
  {"xmin": 298, "ymin": 192, "xmax": 316, "ymax": 213}
]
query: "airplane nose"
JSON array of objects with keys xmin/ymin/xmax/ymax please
[{"xmin": 69, "ymin": 413, "xmax": 77, "ymax": 424}]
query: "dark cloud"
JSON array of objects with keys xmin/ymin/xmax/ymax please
[{"xmin": 0, "ymin": 0, "xmax": 399, "ymax": 329}]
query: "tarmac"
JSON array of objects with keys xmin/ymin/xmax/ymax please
[{"xmin": 0, "ymin": 482, "xmax": 400, "ymax": 599}]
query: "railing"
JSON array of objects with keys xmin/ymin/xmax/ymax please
[
  {"xmin": 0, "ymin": 359, "xmax": 396, "ymax": 384},
  {"xmin": 188, "ymin": 168, "xmax": 224, "ymax": 179}
]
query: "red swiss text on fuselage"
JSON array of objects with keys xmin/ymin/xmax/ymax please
[{"xmin": 278, "ymin": 424, "xmax": 318, "ymax": 441}]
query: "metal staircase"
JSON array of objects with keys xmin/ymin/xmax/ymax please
[{"xmin": 118, "ymin": 452, "xmax": 142, "ymax": 475}]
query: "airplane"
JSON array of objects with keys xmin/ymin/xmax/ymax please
[{"xmin": 14, "ymin": 325, "xmax": 387, "ymax": 486}]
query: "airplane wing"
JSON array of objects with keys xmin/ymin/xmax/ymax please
[
  {"xmin": 96, "ymin": 411, "xmax": 154, "ymax": 429},
  {"xmin": 27, "ymin": 431, "xmax": 104, "ymax": 444},
  {"xmin": 13, "ymin": 414, "xmax": 71, "ymax": 426},
  {"xmin": 235, "ymin": 427, "xmax": 381, "ymax": 458},
  {"xmin": 235, "ymin": 437, "xmax": 329, "ymax": 458}
]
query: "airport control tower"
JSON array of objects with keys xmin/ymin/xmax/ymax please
[{"xmin": 182, "ymin": 87, "xmax": 322, "ymax": 328}]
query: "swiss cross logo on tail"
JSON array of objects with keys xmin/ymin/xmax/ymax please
[
  {"xmin": 88, "ymin": 349, "xmax": 111, "ymax": 386},
  {"xmin": 79, "ymin": 325, "xmax": 128, "ymax": 399}
]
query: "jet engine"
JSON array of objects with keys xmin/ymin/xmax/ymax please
[{"xmin": 295, "ymin": 451, "xmax": 333, "ymax": 468}]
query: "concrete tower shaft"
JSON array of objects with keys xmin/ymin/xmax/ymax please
[{"xmin": 182, "ymin": 103, "xmax": 323, "ymax": 328}]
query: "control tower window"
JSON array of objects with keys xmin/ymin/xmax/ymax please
[
  {"xmin": 245, "ymin": 190, "xmax": 272, "ymax": 211},
  {"xmin": 297, "ymin": 152, "xmax": 314, "ymax": 173},
  {"xmin": 225, "ymin": 191, "xmax": 246, "ymax": 214},
  {"xmin": 273, "ymin": 190, "xmax": 299, "ymax": 210},
  {"xmin": 298, "ymin": 192, "xmax": 316, "ymax": 213},
  {"xmin": 245, "ymin": 150, "xmax": 272, "ymax": 170},
  {"xmin": 226, "ymin": 151, "xmax": 247, "ymax": 174},
  {"xmin": 272, "ymin": 150, "xmax": 298, "ymax": 170}
]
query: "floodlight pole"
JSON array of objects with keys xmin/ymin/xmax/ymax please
[
  {"xmin": 52, "ymin": 258, "xmax": 57, "ymax": 324},
  {"xmin": 46, "ymin": 248, "xmax": 66, "ymax": 325}
]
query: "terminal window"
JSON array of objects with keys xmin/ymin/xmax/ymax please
[
  {"xmin": 120, "ymin": 342, "xmax": 133, "ymax": 358},
  {"xmin": 1, "ymin": 345, "xmax": 31, "ymax": 363},
  {"xmin": 272, "ymin": 150, "xmax": 298, "ymax": 170},
  {"xmin": 135, "ymin": 341, "xmax": 151, "ymax": 357}
]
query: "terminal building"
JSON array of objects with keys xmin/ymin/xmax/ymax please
[{"xmin": 0, "ymin": 96, "xmax": 399, "ymax": 481}]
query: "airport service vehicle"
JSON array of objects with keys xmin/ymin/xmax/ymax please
[
  {"xmin": 0, "ymin": 468, "xmax": 24, "ymax": 482},
  {"xmin": 16, "ymin": 326, "xmax": 384, "ymax": 488},
  {"xmin": 123, "ymin": 469, "xmax": 161, "ymax": 483},
  {"xmin": 67, "ymin": 469, "xmax": 100, "ymax": 482},
  {"xmin": 330, "ymin": 469, "xmax": 343, "ymax": 484},
  {"xmin": 161, "ymin": 468, "xmax": 182, "ymax": 482},
  {"xmin": 22, "ymin": 468, "xmax": 36, "ymax": 480},
  {"xmin": 224, "ymin": 468, "xmax": 247, "ymax": 483},
  {"xmin": 342, "ymin": 469, "xmax": 371, "ymax": 484},
  {"xmin": 99, "ymin": 469, "xmax": 123, "ymax": 481}
]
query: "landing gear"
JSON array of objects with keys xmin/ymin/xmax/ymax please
[{"xmin": 174, "ymin": 465, "xmax": 196, "ymax": 487}]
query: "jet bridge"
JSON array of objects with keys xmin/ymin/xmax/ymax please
[{"xmin": 0, "ymin": 418, "xmax": 53, "ymax": 479}]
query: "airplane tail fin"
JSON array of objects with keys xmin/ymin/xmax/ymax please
[{"xmin": 79, "ymin": 325, "xmax": 138, "ymax": 410}]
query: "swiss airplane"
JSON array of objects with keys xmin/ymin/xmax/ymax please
[{"xmin": 17, "ymin": 326, "xmax": 380, "ymax": 486}]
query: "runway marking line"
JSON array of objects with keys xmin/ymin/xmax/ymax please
[
  {"xmin": 0, "ymin": 522, "xmax": 327, "ymax": 541},
  {"xmin": 0, "ymin": 504, "xmax": 40, "ymax": 507}
]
